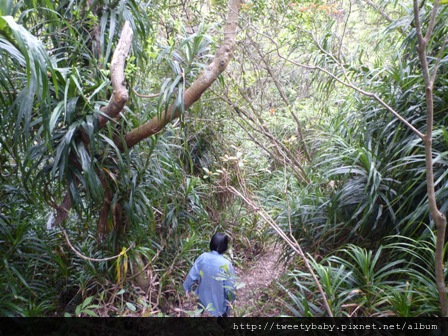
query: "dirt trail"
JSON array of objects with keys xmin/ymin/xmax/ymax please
[
  {"xmin": 176, "ymin": 244, "xmax": 286, "ymax": 317},
  {"xmin": 233, "ymin": 245, "xmax": 285, "ymax": 316}
]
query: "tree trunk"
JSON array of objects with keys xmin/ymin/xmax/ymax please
[
  {"xmin": 116, "ymin": 0, "xmax": 243, "ymax": 150},
  {"xmin": 97, "ymin": 177, "xmax": 113, "ymax": 238},
  {"xmin": 53, "ymin": 1, "xmax": 243, "ymax": 240},
  {"xmin": 413, "ymin": 0, "xmax": 447, "ymax": 316}
]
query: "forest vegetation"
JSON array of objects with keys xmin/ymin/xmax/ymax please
[{"xmin": 1, "ymin": 0, "xmax": 448, "ymax": 317}]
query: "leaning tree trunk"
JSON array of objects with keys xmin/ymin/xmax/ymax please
[
  {"xmin": 101, "ymin": 0, "xmax": 243, "ymax": 235},
  {"xmin": 115, "ymin": 0, "xmax": 242, "ymax": 150},
  {"xmin": 53, "ymin": 1, "xmax": 243, "ymax": 236}
]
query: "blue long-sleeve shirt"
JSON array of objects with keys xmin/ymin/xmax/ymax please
[{"xmin": 183, "ymin": 251, "xmax": 236, "ymax": 317}]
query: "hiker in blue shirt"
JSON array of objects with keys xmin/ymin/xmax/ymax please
[{"xmin": 183, "ymin": 233, "xmax": 236, "ymax": 317}]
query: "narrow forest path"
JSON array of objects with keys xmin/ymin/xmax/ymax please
[
  {"xmin": 174, "ymin": 243, "xmax": 287, "ymax": 317},
  {"xmin": 233, "ymin": 244, "xmax": 286, "ymax": 316}
]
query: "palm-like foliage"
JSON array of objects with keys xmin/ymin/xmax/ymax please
[
  {"xmin": 267, "ymin": 3, "xmax": 448, "ymax": 316},
  {"xmin": 284, "ymin": 237, "xmax": 442, "ymax": 317},
  {"xmin": 0, "ymin": 0, "xmax": 216, "ymax": 226},
  {"xmin": 291, "ymin": 3, "xmax": 448, "ymax": 245},
  {"xmin": 0, "ymin": 199, "xmax": 61, "ymax": 316},
  {"xmin": 0, "ymin": 0, "xmax": 231, "ymax": 316},
  {"xmin": 319, "ymin": 117, "xmax": 400, "ymax": 240},
  {"xmin": 0, "ymin": 0, "xmax": 152, "ymax": 218}
]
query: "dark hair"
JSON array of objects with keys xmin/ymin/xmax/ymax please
[{"xmin": 210, "ymin": 233, "xmax": 229, "ymax": 254}]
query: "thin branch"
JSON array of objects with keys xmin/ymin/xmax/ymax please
[
  {"xmin": 211, "ymin": 87, "xmax": 310, "ymax": 183},
  {"xmin": 337, "ymin": 0, "xmax": 352, "ymax": 61},
  {"xmin": 132, "ymin": 87, "xmax": 160, "ymax": 99},
  {"xmin": 425, "ymin": 0, "xmax": 440, "ymax": 43},
  {"xmin": 413, "ymin": 0, "xmax": 447, "ymax": 316},
  {"xmin": 229, "ymin": 111, "xmax": 296, "ymax": 176},
  {"xmin": 224, "ymin": 73, "xmax": 310, "ymax": 180},
  {"xmin": 227, "ymin": 185, "xmax": 333, "ymax": 317},
  {"xmin": 247, "ymin": 25, "xmax": 425, "ymax": 139},
  {"xmin": 431, "ymin": 34, "xmax": 448, "ymax": 84},
  {"xmin": 246, "ymin": 32, "xmax": 312, "ymax": 162},
  {"xmin": 364, "ymin": 0, "xmax": 393, "ymax": 23},
  {"xmin": 59, "ymin": 226, "xmax": 134, "ymax": 262},
  {"xmin": 304, "ymin": 26, "xmax": 353, "ymax": 87}
]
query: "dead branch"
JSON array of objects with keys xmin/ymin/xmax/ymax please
[
  {"xmin": 213, "ymin": 78, "xmax": 311, "ymax": 184},
  {"xmin": 246, "ymin": 32, "xmax": 311, "ymax": 162},
  {"xmin": 244, "ymin": 21, "xmax": 425, "ymax": 140},
  {"xmin": 364, "ymin": 0, "xmax": 393, "ymax": 23}
]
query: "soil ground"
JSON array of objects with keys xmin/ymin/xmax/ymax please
[{"xmin": 233, "ymin": 244, "xmax": 285, "ymax": 316}]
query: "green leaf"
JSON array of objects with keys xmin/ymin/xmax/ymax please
[
  {"xmin": 82, "ymin": 296, "xmax": 94, "ymax": 308},
  {"xmin": 49, "ymin": 101, "xmax": 64, "ymax": 134},
  {"xmin": 82, "ymin": 310, "xmax": 99, "ymax": 317},
  {"xmin": 0, "ymin": 0, "xmax": 13, "ymax": 16},
  {"xmin": 126, "ymin": 302, "xmax": 136, "ymax": 312},
  {"xmin": 0, "ymin": 15, "xmax": 58, "ymax": 138}
]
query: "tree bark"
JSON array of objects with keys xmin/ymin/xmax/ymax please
[
  {"xmin": 97, "ymin": 21, "xmax": 133, "ymax": 129},
  {"xmin": 97, "ymin": 177, "xmax": 113, "ymax": 238},
  {"xmin": 53, "ymin": 192, "xmax": 72, "ymax": 227},
  {"xmin": 116, "ymin": 0, "xmax": 243, "ymax": 150}
]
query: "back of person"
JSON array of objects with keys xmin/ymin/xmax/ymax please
[
  {"xmin": 183, "ymin": 233, "xmax": 236, "ymax": 317},
  {"xmin": 195, "ymin": 251, "xmax": 234, "ymax": 315}
]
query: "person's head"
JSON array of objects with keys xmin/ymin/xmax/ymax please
[{"xmin": 210, "ymin": 233, "xmax": 229, "ymax": 254}]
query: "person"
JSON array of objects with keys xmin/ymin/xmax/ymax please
[{"xmin": 183, "ymin": 233, "xmax": 236, "ymax": 317}]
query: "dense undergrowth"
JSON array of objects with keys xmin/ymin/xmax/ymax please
[
  {"xmin": 1, "ymin": 0, "xmax": 448, "ymax": 317},
  {"xmin": 268, "ymin": 4, "xmax": 448, "ymax": 316}
]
